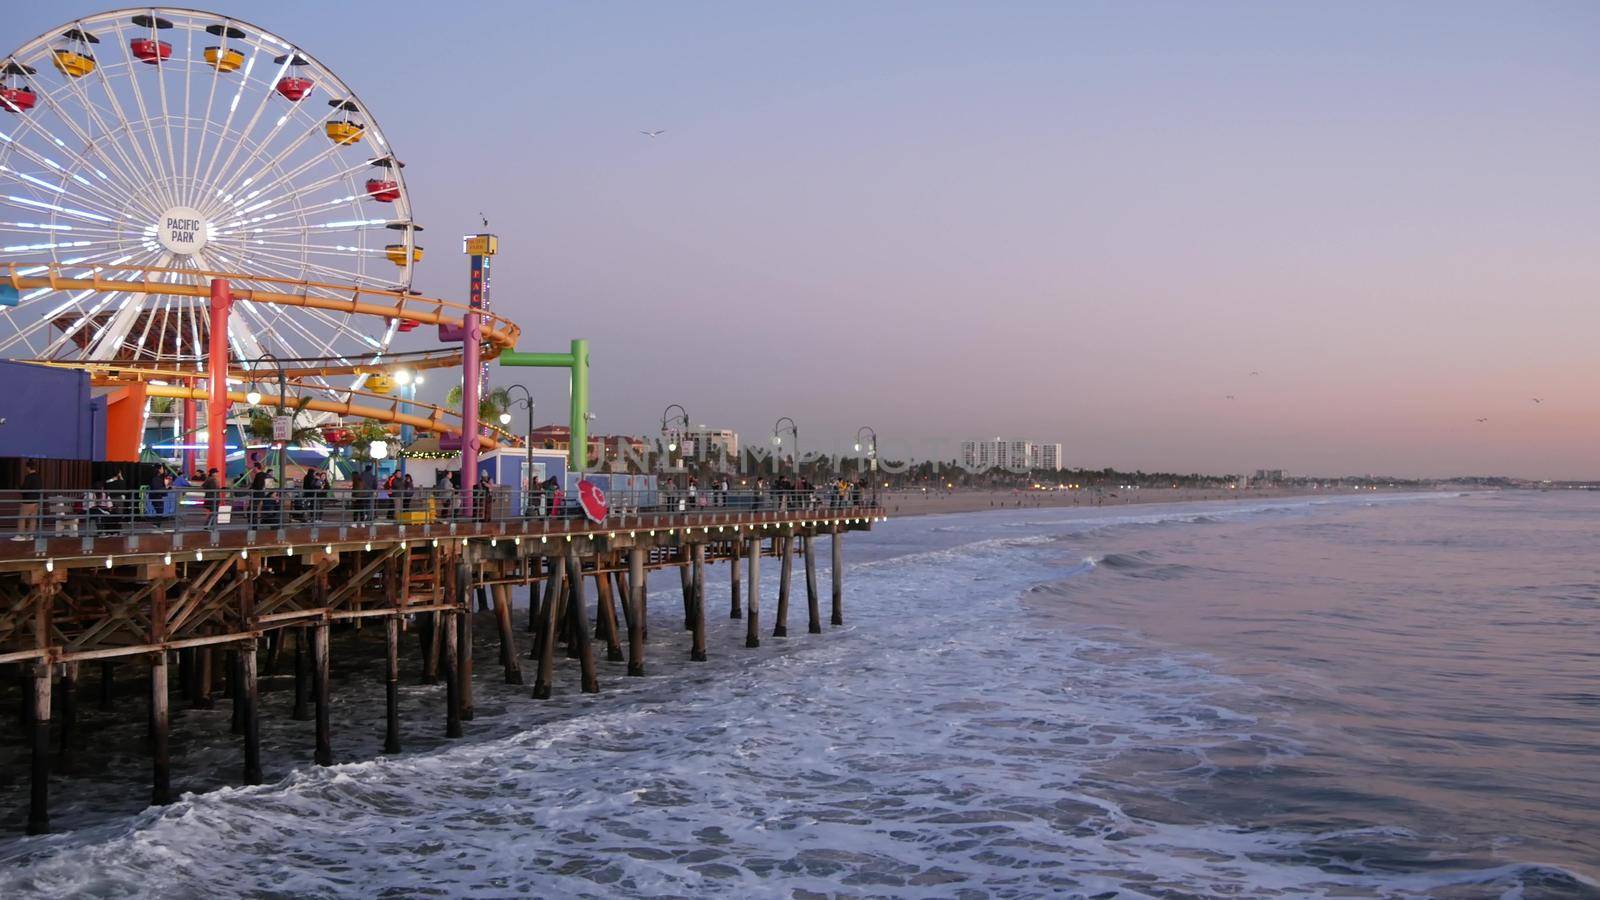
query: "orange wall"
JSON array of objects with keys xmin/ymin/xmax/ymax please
[{"xmin": 103, "ymin": 383, "xmax": 148, "ymax": 463}]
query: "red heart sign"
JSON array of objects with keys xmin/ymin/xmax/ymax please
[{"xmin": 578, "ymin": 478, "xmax": 609, "ymax": 524}]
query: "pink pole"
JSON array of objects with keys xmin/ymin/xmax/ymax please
[
  {"xmin": 459, "ymin": 305, "xmax": 481, "ymax": 516},
  {"xmin": 207, "ymin": 279, "xmax": 231, "ymax": 479}
]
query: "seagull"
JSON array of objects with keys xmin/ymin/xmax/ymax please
[
  {"xmin": 640, "ymin": 130, "xmax": 666, "ymax": 138},
  {"xmin": 1249, "ymin": 370, "xmax": 1260, "ymax": 376},
  {"xmin": 479, "ymin": 212, "xmax": 489, "ymax": 229},
  {"xmin": 1531, "ymin": 397, "xmax": 1543, "ymax": 404},
  {"xmin": 1475, "ymin": 417, "xmax": 1489, "ymax": 423},
  {"xmin": 1225, "ymin": 394, "xmax": 1235, "ymax": 401}
]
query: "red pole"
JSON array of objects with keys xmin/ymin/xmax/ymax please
[{"xmin": 207, "ymin": 279, "xmax": 232, "ymax": 479}]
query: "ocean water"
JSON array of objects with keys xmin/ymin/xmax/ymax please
[{"xmin": 0, "ymin": 491, "xmax": 1597, "ymax": 897}]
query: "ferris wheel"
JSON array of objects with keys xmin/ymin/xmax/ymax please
[{"xmin": 0, "ymin": 8, "xmax": 420, "ymax": 377}]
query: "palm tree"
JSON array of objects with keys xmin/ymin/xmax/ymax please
[
  {"xmin": 244, "ymin": 396, "xmax": 321, "ymax": 446},
  {"xmin": 445, "ymin": 384, "xmax": 511, "ymax": 424}
]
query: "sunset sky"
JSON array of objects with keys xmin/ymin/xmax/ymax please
[{"xmin": 21, "ymin": 2, "xmax": 1600, "ymax": 478}]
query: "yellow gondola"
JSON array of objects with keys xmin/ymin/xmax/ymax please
[
  {"xmin": 51, "ymin": 49, "xmax": 95, "ymax": 78},
  {"xmin": 365, "ymin": 373, "xmax": 395, "ymax": 394},
  {"xmin": 52, "ymin": 28, "xmax": 99, "ymax": 78},
  {"xmin": 325, "ymin": 120, "xmax": 364, "ymax": 145},
  {"xmin": 203, "ymin": 24, "xmax": 247, "ymax": 73},
  {"xmin": 325, "ymin": 98, "xmax": 364, "ymax": 145},
  {"xmin": 384, "ymin": 244, "xmax": 423, "ymax": 266},
  {"xmin": 204, "ymin": 46, "xmax": 244, "ymax": 72}
]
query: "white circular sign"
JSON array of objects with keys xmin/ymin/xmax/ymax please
[{"xmin": 155, "ymin": 206, "xmax": 209, "ymax": 255}]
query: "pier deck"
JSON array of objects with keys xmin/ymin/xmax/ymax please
[{"xmin": 0, "ymin": 490, "xmax": 880, "ymax": 834}]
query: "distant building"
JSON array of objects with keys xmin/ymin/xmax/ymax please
[
  {"xmin": 960, "ymin": 438, "xmax": 1064, "ymax": 471},
  {"xmin": 528, "ymin": 425, "xmax": 646, "ymax": 468},
  {"xmin": 665, "ymin": 426, "xmax": 739, "ymax": 459},
  {"xmin": 1254, "ymin": 468, "xmax": 1286, "ymax": 483},
  {"xmin": 1030, "ymin": 443, "xmax": 1062, "ymax": 471}
]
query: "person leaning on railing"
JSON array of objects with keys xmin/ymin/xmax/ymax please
[{"xmin": 13, "ymin": 460, "xmax": 42, "ymax": 541}]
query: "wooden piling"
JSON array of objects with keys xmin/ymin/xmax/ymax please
[
  {"xmin": 99, "ymin": 660, "xmax": 115, "ymax": 711},
  {"xmin": 193, "ymin": 646, "xmax": 214, "ymax": 709},
  {"xmin": 729, "ymin": 537, "xmax": 743, "ymax": 619},
  {"xmin": 28, "ymin": 662, "xmax": 50, "ymax": 835},
  {"xmin": 443, "ymin": 609, "xmax": 462, "ymax": 737},
  {"xmin": 150, "ymin": 652, "xmax": 171, "ymax": 806},
  {"xmin": 312, "ymin": 621, "xmax": 333, "ymax": 765},
  {"xmin": 494, "ymin": 583, "xmax": 524, "ymax": 684},
  {"xmin": 680, "ymin": 556, "xmax": 693, "ymax": 631},
  {"xmin": 831, "ymin": 530, "xmax": 844, "ymax": 626},
  {"xmin": 774, "ymin": 535, "xmax": 793, "ymax": 638},
  {"xmin": 596, "ymin": 567, "xmax": 624, "ymax": 663},
  {"xmin": 457, "ymin": 563, "xmax": 475, "ymax": 721},
  {"xmin": 566, "ymin": 549, "xmax": 599, "ymax": 694},
  {"xmin": 292, "ymin": 627, "xmax": 311, "ymax": 721},
  {"xmin": 691, "ymin": 543, "xmax": 708, "ymax": 661},
  {"xmin": 241, "ymin": 640, "xmax": 262, "ymax": 785},
  {"xmin": 57, "ymin": 662, "xmax": 77, "ymax": 772},
  {"xmin": 229, "ymin": 649, "xmax": 245, "ymax": 735},
  {"xmin": 532, "ymin": 555, "xmax": 565, "ymax": 699},
  {"xmin": 746, "ymin": 537, "xmax": 761, "ymax": 648},
  {"xmin": 627, "ymin": 548, "xmax": 646, "ymax": 676},
  {"xmin": 421, "ymin": 611, "xmax": 442, "ymax": 684},
  {"xmin": 384, "ymin": 616, "xmax": 401, "ymax": 754},
  {"xmin": 805, "ymin": 534, "xmax": 822, "ymax": 634}
]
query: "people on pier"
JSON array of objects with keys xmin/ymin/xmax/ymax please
[
  {"xmin": 13, "ymin": 460, "xmax": 41, "ymax": 541},
  {"xmin": 202, "ymin": 468, "xmax": 221, "ymax": 529}
]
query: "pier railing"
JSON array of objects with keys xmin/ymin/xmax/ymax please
[{"xmin": 0, "ymin": 487, "xmax": 879, "ymax": 550}]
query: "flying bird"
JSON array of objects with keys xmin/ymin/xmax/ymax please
[
  {"xmin": 1475, "ymin": 417, "xmax": 1489, "ymax": 423},
  {"xmin": 640, "ymin": 129, "xmax": 666, "ymax": 138},
  {"xmin": 479, "ymin": 212, "xmax": 489, "ymax": 229},
  {"xmin": 1531, "ymin": 397, "xmax": 1543, "ymax": 404},
  {"xmin": 1249, "ymin": 370, "xmax": 1260, "ymax": 376},
  {"xmin": 1225, "ymin": 394, "xmax": 1235, "ymax": 401}
]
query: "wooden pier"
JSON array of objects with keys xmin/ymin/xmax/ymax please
[{"xmin": 0, "ymin": 503, "xmax": 879, "ymax": 834}]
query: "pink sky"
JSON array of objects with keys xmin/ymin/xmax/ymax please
[{"xmin": 24, "ymin": 1, "xmax": 1597, "ymax": 478}]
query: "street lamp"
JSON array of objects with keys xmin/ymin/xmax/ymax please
[
  {"xmin": 772, "ymin": 416, "xmax": 798, "ymax": 475},
  {"xmin": 661, "ymin": 402, "xmax": 689, "ymax": 455},
  {"xmin": 505, "ymin": 384, "xmax": 535, "ymax": 514},
  {"xmin": 855, "ymin": 425, "xmax": 879, "ymax": 499}
]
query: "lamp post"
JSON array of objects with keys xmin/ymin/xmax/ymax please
[
  {"xmin": 772, "ymin": 416, "xmax": 798, "ymax": 478},
  {"xmin": 661, "ymin": 403, "xmax": 689, "ymax": 481},
  {"xmin": 854, "ymin": 425, "xmax": 879, "ymax": 500},
  {"xmin": 501, "ymin": 384, "xmax": 534, "ymax": 515},
  {"xmin": 245, "ymin": 352, "xmax": 288, "ymax": 521}
]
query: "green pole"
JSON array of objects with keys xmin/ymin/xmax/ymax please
[
  {"xmin": 497, "ymin": 339, "xmax": 589, "ymax": 473},
  {"xmin": 569, "ymin": 339, "xmax": 588, "ymax": 473}
]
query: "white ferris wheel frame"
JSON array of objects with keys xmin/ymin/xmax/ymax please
[{"xmin": 0, "ymin": 6, "xmax": 417, "ymax": 385}]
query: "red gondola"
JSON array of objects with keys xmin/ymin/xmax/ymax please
[
  {"xmin": 0, "ymin": 61, "xmax": 36, "ymax": 113},
  {"xmin": 130, "ymin": 39, "xmax": 170, "ymax": 63},
  {"xmin": 130, "ymin": 15, "xmax": 173, "ymax": 65},
  {"xmin": 273, "ymin": 53, "xmax": 314, "ymax": 101},
  {"xmin": 396, "ymin": 319, "xmax": 419, "ymax": 332},
  {"xmin": 365, "ymin": 156, "xmax": 403, "ymax": 202}
]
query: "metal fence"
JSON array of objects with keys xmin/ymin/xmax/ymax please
[{"xmin": 0, "ymin": 485, "xmax": 880, "ymax": 542}]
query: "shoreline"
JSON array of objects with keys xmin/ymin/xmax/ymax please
[{"xmin": 877, "ymin": 487, "xmax": 1411, "ymax": 518}]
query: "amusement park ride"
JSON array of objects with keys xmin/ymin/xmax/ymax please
[
  {"xmin": 0, "ymin": 8, "xmax": 881, "ymax": 839},
  {"xmin": 0, "ymin": 6, "xmax": 585, "ymax": 496}
]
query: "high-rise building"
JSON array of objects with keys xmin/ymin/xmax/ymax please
[
  {"xmin": 1029, "ymin": 443, "xmax": 1062, "ymax": 471},
  {"xmin": 961, "ymin": 438, "xmax": 1063, "ymax": 471}
]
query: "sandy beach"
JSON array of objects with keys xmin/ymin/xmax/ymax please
[{"xmin": 877, "ymin": 486, "xmax": 1341, "ymax": 517}]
